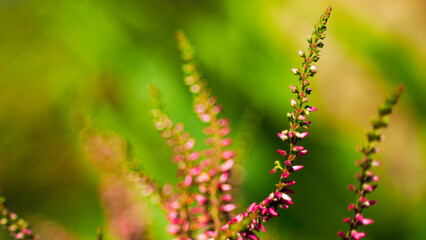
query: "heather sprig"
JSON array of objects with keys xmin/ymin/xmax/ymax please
[
  {"xmin": 338, "ymin": 85, "xmax": 405, "ymax": 240},
  {"xmin": 176, "ymin": 30, "xmax": 236, "ymax": 235},
  {"xmin": 218, "ymin": 6, "xmax": 332, "ymax": 240},
  {"xmin": 0, "ymin": 192, "xmax": 38, "ymax": 240}
]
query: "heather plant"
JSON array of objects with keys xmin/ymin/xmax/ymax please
[{"xmin": 0, "ymin": 5, "xmax": 406, "ymax": 240}]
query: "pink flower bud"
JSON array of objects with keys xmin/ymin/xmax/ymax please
[
  {"xmin": 197, "ymin": 173, "xmax": 210, "ymax": 183},
  {"xmin": 221, "ymin": 184, "xmax": 232, "ymax": 191},
  {"xmin": 298, "ymin": 149, "xmax": 308, "ymax": 157},
  {"xmin": 268, "ymin": 208, "xmax": 278, "ymax": 216},
  {"xmin": 290, "ymin": 86, "xmax": 298, "ymax": 92},
  {"xmin": 221, "ymin": 138, "xmax": 232, "ymax": 146},
  {"xmin": 183, "ymin": 175, "xmax": 192, "ymax": 187},
  {"xmin": 218, "ymin": 118, "xmax": 230, "ymax": 126},
  {"xmin": 343, "ymin": 217, "xmax": 351, "ymax": 223},
  {"xmin": 348, "ymin": 204, "xmax": 355, "ymax": 210},
  {"xmin": 221, "ymin": 204, "xmax": 236, "ymax": 212},
  {"xmin": 200, "ymin": 113, "xmax": 211, "ymax": 122},
  {"xmin": 281, "ymin": 193, "xmax": 292, "ymax": 201},
  {"xmin": 337, "ymin": 231, "xmax": 345, "ymax": 238},
  {"xmin": 291, "ymin": 165, "xmax": 304, "ymax": 171},
  {"xmin": 291, "ymin": 68, "xmax": 300, "ymax": 75},
  {"xmin": 221, "ymin": 224, "xmax": 229, "ymax": 231},
  {"xmin": 307, "ymin": 106, "xmax": 318, "ymax": 112},
  {"xmin": 291, "ymin": 99, "xmax": 297, "ymax": 107},
  {"xmin": 298, "ymin": 132, "xmax": 310, "ymax": 138},
  {"xmin": 277, "ymin": 149, "xmax": 287, "ymax": 156},
  {"xmin": 277, "ymin": 132, "xmax": 288, "ymax": 141},
  {"xmin": 220, "ymin": 159, "xmax": 234, "ymax": 172},
  {"xmin": 189, "ymin": 151, "xmax": 200, "ymax": 161},
  {"xmin": 222, "ymin": 194, "xmax": 232, "ymax": 201},
  {"xmin": 167, "ymin": 224, "xmax": 180, "ymax": 235},
  {"xmin": 189, "ymin": 167, "xmax": 202, "ymax": 176},
  {"xmin": 270, "ymin": 168, "xmax": 276, "ymax": 174},
  {"xmin": 247, "ymin": 202, "xmax": 257, "ymax": 212},
  {"xmin": 222, "ymin": 150, "xmax": 235, "ymax": 160},
  {"xmin": 282, "ymin": 172, "xmax": 291, "ymax": 178},
  {"xmin": 351, "ymin": 230, "xmax": 366, "ymax": 240},
  {"xmin": 219, "ymin": 172, "xmax": 229, "ymax": 183},
  {"xmin": 285, "ymin": 160, "xmax": 291, "ymax": 165},
  {"xmin": 195, "ymin": 194, "xmax": 207, "ymax": 205},
  {"xmin": 294, "ymin": 146, "xmax": 304, "ymax": 151},
  {"xmin": 289, "ymin": 131, "xmax": 295, "ymax": 138},
  {"xmin": 284, "ymin": 180, "xmax": 296, "ymax": 186}
]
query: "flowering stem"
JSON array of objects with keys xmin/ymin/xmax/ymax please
[
  {"xmin": 0, "ymin": 192, "xmax": 38, "ymax": 240},
  {"xmin": 338, "ymin": 85, "xmax": 405, "ymax": 240},
  {"xmin": 218, "ymin": 6, "xmax": 332, "ymax": 240},
  {"xmin": 176, "ymin": 30, "xmax": 235, "ymax": 235}
]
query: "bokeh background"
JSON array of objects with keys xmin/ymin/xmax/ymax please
[{"xmin": 1, "ymin": 0, "xmax": 425, "ymax": 239}]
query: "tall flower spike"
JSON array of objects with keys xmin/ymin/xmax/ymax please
[
  {"xmin": 176, "ymin": 30, "xmax": 236, "ymax": 234},
  {"xmin": 0, "ymin": 191, "xmax": 39, "ymax": 240},
  {"xmin": 338, "ymin": 85, "xmax": 404, "ymax": 240},
  {"xmin": 219, "ymin": 6, "xmax": 332, "ymax": 240},
  {"xmin": 150, "ymin": 84, "xmax": 209, "ymax": 239}
]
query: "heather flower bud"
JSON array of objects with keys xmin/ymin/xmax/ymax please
[
  {"xmin": 291, "ymin": 99, "xmax": 297, "ymax": 107},
  {"xmin": 221, "ymin": 204, "xmax": 236, "ymax": 212},
  {"xmin": 291, "ymin": 165, "xmax": 304, "ymax": 172},
  {"xmin": 277, "ymin": 149, "xmax": 287, "ymax": 156},
  {"xmin": 291, "ymin": 68, "xmax": 300, "ymax": 75}
]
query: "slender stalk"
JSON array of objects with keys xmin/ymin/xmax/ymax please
[{"xmin": 338, "ymin": 85, "xmax": 405, "ymax": 240}]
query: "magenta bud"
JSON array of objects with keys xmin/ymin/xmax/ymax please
[
  {"xmin": 221, "ymin": 224, "xmax": 229, "ymax": 231},
  {"xmin": 291, "ymin": 68, "xmax": 300, "ymax": 75},
  {"xmin": 222, "ymin": 194, "xmax": 232, "ymax": 201},
  {"xmin": 221, "ymin": 138, "xmax": 232, "ymax": 147},
  {"xmin": 290, "ymin": 86, "xmax": 298, "ymax": 92},
  {"xmin": 298, "ymin": 149, "xmax": 308, "ymax": 157},
  {"xmin": 307, "ymin": 106, "xmax": 318, "ymax": 112},
  {"xmin": 268, "ymin": 208, "xmax": 278, "ymax": 216},
  {"xmin": 222, "ymin": 150, "xmax": 235, "ymax": 160},
  {"xmin": 285, "ymin": 160, "xmax": 291, "ymax": 165},
  {"xmin": 247, "ymin": 202, "xmax": 257, "ymax": 212},
  {"xmin": 270, "ymin": 168, "xmax": 276, "ymax": 174},
  {"xmin": 220, "ymin": 159, "xmax": 234, "ymax": 172},
  {"xmin": 281, "ymin": 193, "xmax": 292, "ymax": 201},
  {"xmin": 289, "ymin": 131, "xmax": 295, "ymax": 138},
  {"xmin": 221, "ymin": 184, "xmax": 232, "ymax": 191},
  {"xmin": 261, "ymin": 207, "xmax": 268, "ymax": 215},
  {"xmin": 277, "ymin": 132, "xmax": 288, "ymax": 141},
  {"xmin": 221, "ymin": 203, "xmax": 236, "ymax": 212},
  {"xmin": 291, "ymin": 165, "xmax": 304, "ymax": 171},
  {"xmin": 343, "ymin": 217, "xmax": 351, "ymax": 223},
  {"xmin": 284, "ymin": 180, "xmax": 296, "ymax": 186},
  {"xmin": 291, "ymin": 99, "xmax": 297, "ymax": 107},
  {"xmin": 183, "ymin": 175, "xmax": 192, "ymax": 187},
  {"xmin": 259, "ymin": 223, "xmax": 266, "ymax": 232},
  {"xmin": 348, "ymin": 184, "xmax": 356, "ymax": 192},
  {"xmin": 348, "ymin": 204, "xmax": 355, "ymax": 210},
  {"xmin": 351, "ymin": 230, "xmax": 366, "ymax": 240},
  {"xmin": 337, "ymin": 231, "xmax": 346, "ymax": 238},
  {"xmin": 294, "ymin": 146, "xmax": 304, "ymax": 151},
  {"xmin": 282, "ymin": 172, "xmax": 291, "ymax": 178},
  {"xmin": 277, "ymin": 149, "xmax": 287, "ymax": 156},
  {"xmin": 167, "ymin": 224, "xmax": 180, "ymax": 235},
  {"xmin": 298, "ymin": 132, "xmax": 310, "ymax": 138}
]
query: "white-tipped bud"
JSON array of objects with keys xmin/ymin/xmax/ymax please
[
  {"xmin": 290, "ymin": 99, "xmax": 297, "ymax": 107},
  {"xmin": 291, "ymin": 68, "xmax": 300, "ymax": 75},
  {"xmin": 298, "ymin": 50, "xmax": 305, "ymax": 57}
]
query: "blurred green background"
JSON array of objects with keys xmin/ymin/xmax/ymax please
[{"xmin": 0, "ymin": 0, "xmax": 425, "ymax": 239}]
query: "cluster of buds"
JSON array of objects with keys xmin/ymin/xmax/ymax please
[
  {"xmin": 150, "ymin": 29, "xmax": 236, "ymax": 238},
  {"xmin": 217, "ymin": 6, "xmax": 332, "ymax": 240},
  {"xmin": 338, "ymin": 85, "xmax": 405, "ymax": 240},
  {"xmin": 0, "ymin": 193, "xmax": 38, "ymax": 240}
]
